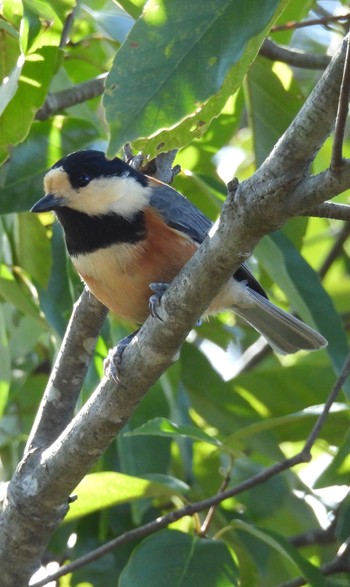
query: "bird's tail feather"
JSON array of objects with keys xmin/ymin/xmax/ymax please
[{"xmin": 232, "ymin": 289, "xmax": 327, "ymax": 355}]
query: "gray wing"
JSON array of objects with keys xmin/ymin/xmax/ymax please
[
  {"xmin": 149, "ymin": 181, "xmax": 267, "ymax": 298},
  {"xmin": 149, "ymin": 182, "xmax": 212, "ymax": 243}
]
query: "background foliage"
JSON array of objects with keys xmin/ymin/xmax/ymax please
[{"xmin": 0, "ymin": 0, "xmax": 349, "ymax": 586}]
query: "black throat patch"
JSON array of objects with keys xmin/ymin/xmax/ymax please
[{"xmin": 55, "ymin": 207, "xmax": 146, "ymax": 256}]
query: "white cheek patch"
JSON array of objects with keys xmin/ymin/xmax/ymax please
[
  {"xmin": 68, "ymin": 176, "xmax": 151, "ymax": 218},
  {"xmin": 44, "ymin": 167, "xmax": 73, "ymax": 201}
]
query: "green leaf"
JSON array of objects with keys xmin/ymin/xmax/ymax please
[
  {"xmin": 117, "ymin": 0, "xmax": 146, "ymax": 19},
  {"xmin": 65, "ymin": 472, "xmax": 188, "ymax": 522},
  {"xmin": 36, "ymin": 224, "xmax": 73, "ymax": 337},
  {"xmin": 9, "ymin": 314, "xmax": 45, "ymax": 358},
  {"xmin": 119, "ymin": 530, "xmax": 238, "ymax": 587},
  {"xmin": 0, "ymin": 305, "xmax": 11, "ymax": 416},
  {"xmin": 0, "ymin": 264, "xmax": 44, "ymax": 322},
  {"xmin": 255, "ymin": 233, "xmax": 350, "ymax": 396},
  {"xmin": 315, "ymin": 430, "xmax": 350, "ymax": 489},
  {"xmin": 335, "ymin": 494, "xmax": 350, "ymax": 543},
  {"xmin": 0, "ymin": 53, "xmax": 24, "ymax": 117},
  {"xmin": 104, "ymin": 0, "xmax": 288, "ymax": 157},
  {"xmin": 0, "ymin": 46, "xmax": 58, "ymax": 164},
  {"xmin": 82, "ymin": 4, "xmax": 134, "ymax": 43},
  {"xmin": 225, "ymin": 403, "xmax": 348, "ymax": 444},
  {"xmin": 232, "ymin": 521, "xmax": 327, "ymax": 587},
  {"xmin": 245, "ymin": 57, "xmax": 304, "ymax": 166},
  {"xmin": 15, "ymin": 213, "xmax": 51, "ymax": 287},
  {"xmin": 127, "ymin": 416, "xmax": 241, "ymax": 456},
  {"xmin": 182, "ymin": 344, "xmax": 348, "ymax": 451}
]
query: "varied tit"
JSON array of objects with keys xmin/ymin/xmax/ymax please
[{"xmin": 31, "ymin": 150, "xmax": 327, "ymax": 355}]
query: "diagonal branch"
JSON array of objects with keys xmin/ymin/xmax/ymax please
[
  {"xmin": 25, "ymin": 288, "xmax": 108, "ymax": 455},
  {"xmin": 35, "ymin": 74, "xmax": 107, "ymax": 121}
]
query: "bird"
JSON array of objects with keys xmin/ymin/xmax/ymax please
[{"xmin": 31, "ymin": 149, "xmax": 327, "ymax": 358}]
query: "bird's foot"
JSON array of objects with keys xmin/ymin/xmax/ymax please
[
  {"xmin": 149, "ymin": 282, "xmax": 169, "ymax": 321},
  {"xmin": 104, "ymin": 330, "xmax": 139, "ymax": 384}
]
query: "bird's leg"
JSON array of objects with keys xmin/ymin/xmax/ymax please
[
  {"xmin": 149, "ymin": 281, "xmax": 202, "ymax": 326},
  {"xmin": 104, "ymin": 329, "xmax": 139, "ymax": 383},
  {"xmin": 149, "ymin": 282, "xmax": 169, "ymax": 321}
]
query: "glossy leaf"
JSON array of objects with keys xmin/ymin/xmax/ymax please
[
  {"xmin": 104, "ymin": 0, "xmax": 288, "ymax": 157},
  {"xmin": 0, "ymin": 46, "xmax": 58, "ymax": 164},
  {"xmin": 65, "ymin": 471, "xmax": 188, "ymax": 522}
]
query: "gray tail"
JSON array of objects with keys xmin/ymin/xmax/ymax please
[{"xmin": 233, "ymin": 290, "xmax": 327, "ymax": 355}]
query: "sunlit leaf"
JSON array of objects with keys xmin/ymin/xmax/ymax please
[
  {"xmin": 65, "ymin": 471, "xmax": 188, "ymax": 522},
  {"xmin": 0, "ymin": 47, "xmax": 58, "ymax": 164},
  {"xmin": 104, "ymin": 0, "xmax": 288, "ymax": 157}
]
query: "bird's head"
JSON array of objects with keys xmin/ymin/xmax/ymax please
[{"xmin": 31, "ymin": 150, "xmax": 151, "ymax": 219}]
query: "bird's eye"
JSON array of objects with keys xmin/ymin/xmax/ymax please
[{"xmin": 77, "ymin": 174, "xmax": 91, "ymax": 188}]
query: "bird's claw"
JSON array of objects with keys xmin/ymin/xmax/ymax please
[
  {"xmin": 104, "ymin": 330, "xmax": 139, "ymax": 384},
  {"xmin": 149, "ymin": 282, "xmax": 168, "ymax": 322}
]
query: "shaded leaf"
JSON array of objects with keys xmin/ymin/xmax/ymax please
[
  {"xmin": 232, "ymin": 521, "xmax": 327, "ymax": 587},
  {"xmin": 15, "ymin": 213, "xmax": 51, "ymax": 288},
  {"xmin": 0, "ymin": 264, "xmax": 44, "ymax": 322},
  {"xmin": 127, "ymin": 416, "xmax": 241, "ymax": 456},
  {"xmin": 255, "ymin": 233, "xmax": 350, "ymax": 396},
  {"xmin": 119, "ymin": 530, "xmax": 238, "ymax": 587}
]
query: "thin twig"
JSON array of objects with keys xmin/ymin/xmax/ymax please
[
  {"xmin": 319, "ymin": 221, "xmax": 350, "ymax": 279},
  {"xmin": 199, "ymin": 463, "xmax": 232, "ymax": 536},
  {"xmin": 59, "ymin": 6, "xmax": 78, "ymax": 49},
  {"xmin": 260, "ymin": 39, "xmax": 331, "ymax": 70},
  {"xmin": 303, "ymin": 352, "xmax": 350, "ymax": 457},
  {"xmin": 331, "ymin": 37, "xmax": 350, "ymax": 169},
  {"xmin": 272, "ymin": 14, "xmax": 350, "ymax": 33},
  {"xmin": 32, "ymin": 352, "xmax": 350, "ymax": 587}
]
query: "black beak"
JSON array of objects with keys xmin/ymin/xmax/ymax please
[{"xmin": 30, "ymin": 193, "xmax": 64, "ymax": 213}]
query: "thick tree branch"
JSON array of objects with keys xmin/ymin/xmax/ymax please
[
  {"xmin": 25, "ymin": 288, "xmax": 108, "ymax": 455},
  {"xmin": 1, "ymin": 31, "xmax": 350, "ymax": 587}
]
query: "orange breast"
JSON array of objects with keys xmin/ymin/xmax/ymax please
[{"xmin": 73, "ymin": 208, "xmax": 198, "ymax": 323}]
